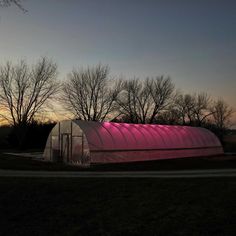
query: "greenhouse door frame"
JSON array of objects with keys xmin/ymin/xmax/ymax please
[
  {"xmin": 60, "ymin": 133, "xmax": 71, "ymax": 163},
  {"xmin": 72, "ymin": 135, "xmax": 85, "ymax": 164}
]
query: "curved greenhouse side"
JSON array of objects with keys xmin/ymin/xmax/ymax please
[{"xmin": 43, "ymin": 120, "xmax": 223, "ymax": 166}]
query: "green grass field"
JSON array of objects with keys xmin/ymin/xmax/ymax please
[{"xmin": 0, "ymin": 177, "xmax": 236, "ymax": 236}]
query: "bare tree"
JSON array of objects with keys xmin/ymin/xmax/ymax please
[
  {"xmin": 0, "ymin": 0, "xmax": 27, "ymax": 12},
  {"xmin": 211, "ymin": 98, "xmax": 234, "ymax": 130},
  {"xmin": 174, "ymin": 93, "xmax": 195, "ymax": 125},
  {"xmin": 155, "ymin": 108, "xmax": 182, "ymax": 125},
  {"xmin": 191, "ymin": 92, "xmax": 213, "ymax": 126},
  {"xmin": 147, "ymin": 76, "xmax": 175, "ymax": 123},
  {"xmin": 117, "ymin": 76, "xmax": 175, "ymax": 124},
  {"xmin": 174, "ymin": 92, "xmax": 213, "ymax": 126},
  {"xmin": 0, "ymin": 57, "xmax": 59, "ymax": 127},
  {"xmin": 116, "ymin": 79, "xmax": 138, "ymax": 123},
  {"xmin": 117, "ymin": 78, "xmax": 152, "ymax": 123},
  {"xmin": 62, "ymin": 64, "xmax": 122, "ymax": 121}
]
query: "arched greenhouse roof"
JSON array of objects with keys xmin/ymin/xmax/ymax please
[{"xmin": 75, "ymin": 120, "xmax": 222, "ymax": 151}]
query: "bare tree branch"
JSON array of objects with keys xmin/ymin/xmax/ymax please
[
  {"xmin": 62, "ymin": 64, "xmax": 122, "ymax": 121},
  {"xmin": 173, "ymin": 92, "xmax": 213, "ymax": 126},
  {"xmin": 0, "ymin": 57, "xmax": 60, "ymax": 126},
  {"xmin": 210, "ymin": 98, "xmax": 234, "ymax": 130},
  {"xmin": 0, "ymin": 0, "xmax": 27, "ymax": 12},
  {"xmin": 147, "ymin": 76, "xmax": 175, "ymax": 123},
  {"xmin": 117, "ymin": 76, "xmax": 175, "ymax": 124}
]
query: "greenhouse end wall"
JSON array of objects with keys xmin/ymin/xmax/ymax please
[{"xmin": 43, "ymin": 120, "xmax": 90, "ymax": 166}]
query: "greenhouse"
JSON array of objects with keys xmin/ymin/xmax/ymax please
[{"xmin": 43, "ymin": 120, "xmax": 223, "ymax": 166}]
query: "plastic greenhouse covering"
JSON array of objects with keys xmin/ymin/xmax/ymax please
[{"xmin": 43, "ymin": 120, "xmax": 223, "ymax": 166}]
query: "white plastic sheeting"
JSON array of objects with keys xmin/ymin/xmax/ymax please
[{"xmin": 43, "ymin": 120, "xmax": 223, "ymax": 165}]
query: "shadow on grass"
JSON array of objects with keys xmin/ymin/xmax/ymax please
[
  {"xmin": 0, "ymin": 151, "xmax": 236, "ymax": 171},
  {"xmin": 0, "ymin": 177, "xmax": 235, "ymax": 235}
]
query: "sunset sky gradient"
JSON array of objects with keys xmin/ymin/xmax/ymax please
[{"xmin": 0, "ymin": 0, "xmax": 235, "ymax": 124}]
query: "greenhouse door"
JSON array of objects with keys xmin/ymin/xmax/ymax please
[
  {"xmin": 71, "ymin": 136, "xmax": 84, "ymax": 164},
  {"xmin": 61, "ymin": 134, "xmax": 71, "ymax": 163}
]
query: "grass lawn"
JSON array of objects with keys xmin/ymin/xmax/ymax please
[
  {"xmin": 1, "ymin": 151, "xmax": 236, "ymax": 171},
  {"xmin": 0, "ymin": 177, "xmax": 236, "ymax": 236}
]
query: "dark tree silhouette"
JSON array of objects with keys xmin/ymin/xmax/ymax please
[
  {"xmin": 117, "ymin": 78, "xmax": 152, "ymax": 123},
  {"xmin": 0, "ymin": 57, "xmax": 59, "ymax": 148},
  {"xmin": 174, "ymin": 92, "xmax": 213, "ymax": 126},
  {"xmin": 62, "ymin": 64, "xmax": 122, "ymax": 121},
  {"xmin": 0, "ymin": 57, "xmax": 60, "ymax": 127},
  {"xmin": 211, "ymin": 98, "xmax": 234, "ymax": 131},
  {"xmin": 117, "ymin": 76, "xmax": 175, "ymax": 123}
]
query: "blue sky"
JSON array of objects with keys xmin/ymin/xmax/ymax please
[{"xmin": 0, "ymin": 0, "xmax": 235, "ymax": 122}]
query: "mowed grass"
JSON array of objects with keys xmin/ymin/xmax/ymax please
[
  {"xmin": 0, "ymin": 177, "xmax": 236, "ymax": 236},
  {"xmin": 1, "ymin": 151, "xmax": 236, "ymax": 171}
]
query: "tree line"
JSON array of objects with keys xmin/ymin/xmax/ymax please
[
  {"xmin": 0, "ymin": 57, "xmax": 234, "ymax": 146},
  {"xmin": 62, "ymin": 63, "xmax": 234, "ymax": 130}
]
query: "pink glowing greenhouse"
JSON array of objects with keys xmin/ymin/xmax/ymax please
[{"xmin": 43, "ymin": 120, "xmax": 223, "ymax": 166}]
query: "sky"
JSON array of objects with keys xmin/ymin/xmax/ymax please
[{"xmin": 0, "ymin": 0, "xmax": 235, "ymax": 124}]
